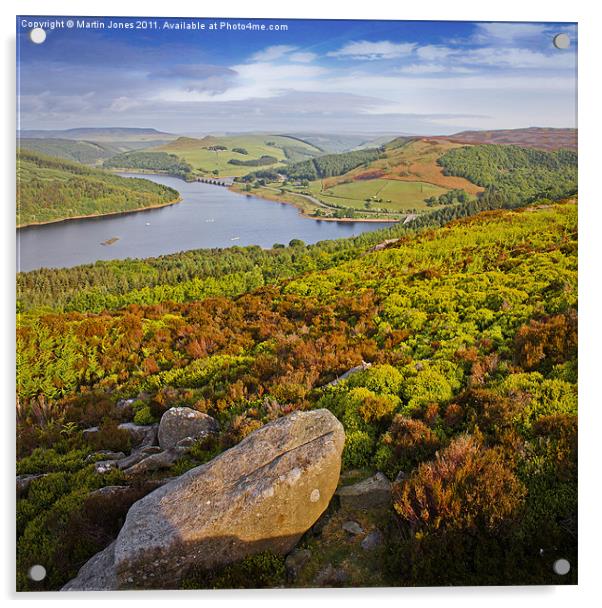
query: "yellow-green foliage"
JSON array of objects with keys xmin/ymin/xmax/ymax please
[{"xmin": 16, "ymin": 202, "xmax": 578, "ymax": 588}]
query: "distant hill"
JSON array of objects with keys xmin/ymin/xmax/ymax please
[
  {"xmin": 17, "ymin": 149, "xmax": 179, "ymax": 227},
  {"xmin": 17, "ymin": 138, "xmax": 120, "ymax": 165},
  {"xmin": 318, "ymin": 137, "xmax": 484, "ymax": 195},
  {"xmin": 19, "ymin": 127, "xmax": 176, "ymax": 143},
  {"xmin": 282, "ymin": 133, "xmax": 400, "ymax": 154},
  {"xmin": 156, "ymin": 134, "xmax": 322, "ymax": 177},
  {"xmin": 441, "ymin": 127, "xmax": 577, "ymax": 152}
]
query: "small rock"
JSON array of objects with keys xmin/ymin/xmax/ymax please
[
  {"xmin": 121, "ymin": 448, "xmax": 184, "ymax": 476},
  {"xmin": 336, "ymin": 472, "xmax": 391, "ymax": 510},
  {"xmin": 116, "ymin": 398, "xmax": 136, "ymax": 410},
  {"xmin": 158, "ymin": 407, "xmax": 219, "ymax": 450},
  {"xmin": 140, "ymin": 445, "xmax": 163, "ymax": 455},
  {"xmin": 82, "ymin": 426, "xmax": 99, "ymax": 437},
  {"xmin": 87, "ymin": 486, "xmax": 132, "ymax": 500},
  {"xmin": 116, "ymin": 446, "xmax": 163, "ymax": 471},
  {"xmin": 285, "ymin": 548, "xmax": 311, "ymax": 579},
  {"xmin": 342, "ymin": 520, "xmax": 364, "ymax": 535},
  {"xmin": 16, "ymin": 474, "xmax": 46, "ymax": 498},
  {"xmin": 314, "ymin": 563, "xmax": 349, "ymax": 586},
  {"xmin": 175, "ymin": 436, "xmax": 198, "ymax": 449},
  {"xmin": 85, "ymin": 451, "xmax": 125, "ymax": 464},
  {"xmin": 95, "ymin": 460, "xmax": 118, "ymax": 474},
  {"xmin": 361, "ymin": 529, "xmax": 384, "ymax": 551},
  {"xmin": 118, "ymin": 423, "xmax": 158, "ymax": 447},
  {"xmin": 326, "ymin": 361, "xmax": 371, "ymax": 387},
  {"xmin": 394, "ymin": 470, "xmax": 407, "ymax": 483}
]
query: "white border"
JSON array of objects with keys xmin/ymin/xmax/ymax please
[{"xmin": 2, "ymin": 1, "xmax": 601, "ymax": 606}]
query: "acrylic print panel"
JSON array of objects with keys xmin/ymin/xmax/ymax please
[{"xmin": 16, "ymin": 16, "xmax": 577, "ymax": 591}]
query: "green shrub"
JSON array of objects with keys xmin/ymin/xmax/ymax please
[
  {"xmin": 181, "ymin": 551, "xmax": 286, "ymax": 589},
  {"xmin": 343, "ymin": 429, "xmax": 375, "ymax": 468},
  {"xmin": 133, "ymin": 404, "xmax": 155, "ymax": 425},
  {"xmin": 347, "ymin": 364, "xmax": 404, "ymax": 395}
]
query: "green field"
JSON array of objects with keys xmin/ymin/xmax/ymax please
[
  {"xmin": 309, "ymin": 178, "xmax": 448, "ymax": 212},
  {"xmin": 157, "ymin": 135, "xmax": 322, "ymax": 177}
]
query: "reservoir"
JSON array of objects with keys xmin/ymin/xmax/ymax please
[{"xmin": 17, "ymin": 173, "xmax": 392, "ymax": 272}]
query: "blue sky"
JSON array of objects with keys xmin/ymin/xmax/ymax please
[{"xmin": 17, "ymin": 18, "xmax": 577, "ymax": 135}]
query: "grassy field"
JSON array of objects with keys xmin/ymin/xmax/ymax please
[
  {"xmin": 309, "ymin": 178, "xmax": 448, "ymax": 212},
  {"xmin": 156, "ymin": 135, "xmax": 322, "ymax": 177}
]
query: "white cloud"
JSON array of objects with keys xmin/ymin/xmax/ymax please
[
  {"xmin": 155, "ymin": 62, "xmax": 329, "ymax": 103},
  {"xmin": 472, "ymin": 22, "xmax": 577, "ymax": 48},
  {"xmin": 416, "ymin": 45, "xmax": 453, "ymax": 61},
  {"xmin": 398, "ymin": 63, "xmax": 475, "ymax": 75},
  {"xmin": 463, "ymin": 47, "xmax": 576, "ymax": 69},
  {"xmin": 474, "ymin": 22, "xmax": 550, "ymax": 43},
  {"xmin": 250, "ymin": 45, "xmax": 297, "ymax": 62},
  {"xmin": 289, "ymin": 52, "xmax": 317, "ymax": 63},
  {"xmin": 109, "ymin": 96, "xmax": 141, "ymax": 112},
  {"xmin": 328, "ymin": 40, "xmax": 416, "ymax": 60}
]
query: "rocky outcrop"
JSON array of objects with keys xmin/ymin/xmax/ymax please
[
  {"xmin": 121, "ymin": 447, "xmax": 185, "ymax": 477},
  {"xmin": 157, "ymin": 407, "xmax": 219, "ymax": 450},
  {"xmin": 63, "ymin": 409, "xmax": 344, "ymax": 590},
  {"xmin": 118, "ymin": 423, "xmax": 158, "ymax": 448},
  {"xmin": 336, "ymin": 472, "xmax": 391, "ymax": 510}
]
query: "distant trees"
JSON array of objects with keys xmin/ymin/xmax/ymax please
[
  {"xmin": 425, "ymin": 188, "xmax": 469, "ymax": 207},
  {"xmin": 103, "ymin": 151, "xmax": 192, "ymax": 179},
  {"xmin": 438, "ymin": 144, "xmax": 577, "ymax": 206},
  {"xmin": 278, "ymin": 148, "xmax": 384, "ymax": 181},
  {"xmin": 228, "ymin": 155, "xmax": 278, "ymax": 167},
  {"xmin": 232, "ymin": 147, "xmax": 249, "ymax": 155}
]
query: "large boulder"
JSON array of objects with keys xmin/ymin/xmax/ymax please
[
  {"xmin": 157, "ymin": 407, "xmax": 219, "ymax": 450},
  {"xmin": 63, "ymin": 409, "xmax": 344, "ymax": 590},
  {"xmin": 62, "ymin": 542, "xmax": 117, "ymax": 591}
]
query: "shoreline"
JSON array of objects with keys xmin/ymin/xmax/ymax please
[
  {"xmin": 17, "ymin": 196, "xmax": 182, "ymax": 229},
  {"xmin": 18, "ymin": 169, "xmax": 400, "ymax": 229},
  {"xmin": 228, "ymin": 184, "xmax": 401, "ymax": 224}
]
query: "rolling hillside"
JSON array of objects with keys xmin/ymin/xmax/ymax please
[
  {"xmin": 156, "ymin": 134, "xmax": 323, "ymax": 177},
  {"xmin": 17, "ymin": 138, "xmax": 121, "ymax": 165},
  {"xmin": 323, "ymin": 137, "xmax": 483, "ymax": 194},
  {"xmin": 235, "ymin": 137, "xmax": 484, "ymax": 220},
  {"xmin": 17, "ymin": 199, "xmax": 577, "ymax": 589},
  {"xmin": 441, "ymin": 127, "xmax": 577, "ymax": 151},
  {"xmin": 17, "ymin": 149, "xmax": 180, "ymax": 227},
  {"xmin": 236, "ymin": 134, "xmax": 577, "ymax": 221}
]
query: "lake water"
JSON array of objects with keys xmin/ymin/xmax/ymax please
[{"xmin": 17, "ymin": 173, "xmax": 392, "ymax": 272}]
